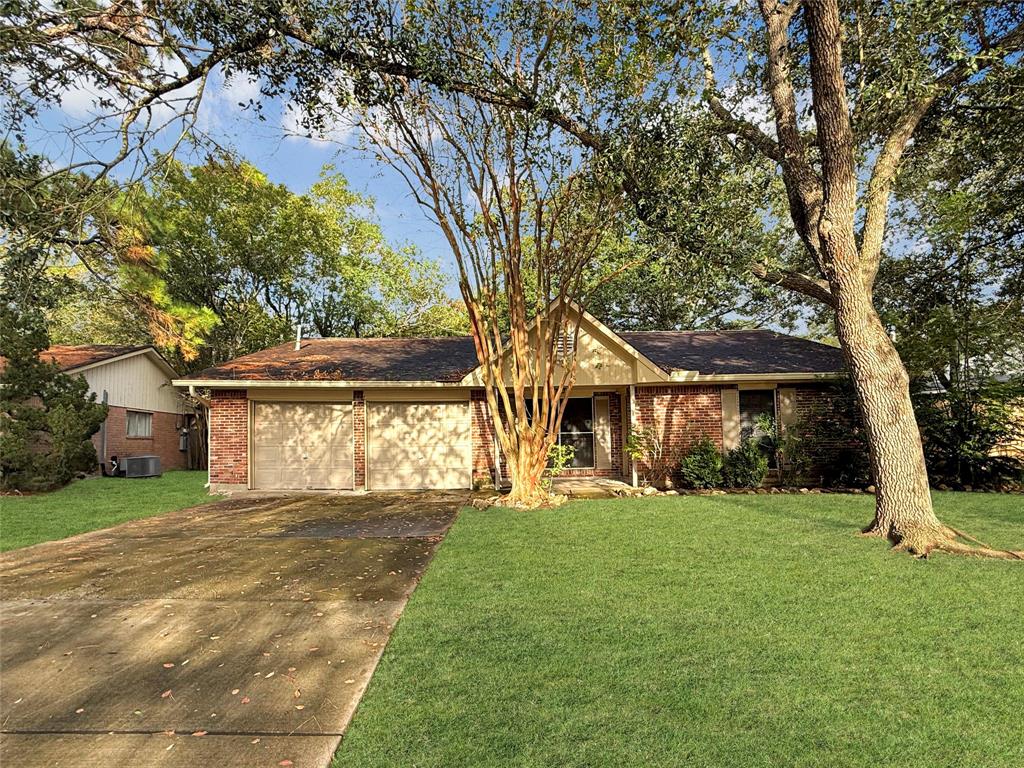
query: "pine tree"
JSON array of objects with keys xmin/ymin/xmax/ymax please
[{"xmin": 1, "ymin": 248, "xmax": 108, "ymax": 490}]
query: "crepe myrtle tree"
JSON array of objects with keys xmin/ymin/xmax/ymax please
[{"xmin": 360, "ymin": 89, "xmax": 619, "ymax": 506}]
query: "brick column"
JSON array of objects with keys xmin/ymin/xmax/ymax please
[
  {"xmin": 209, "ymin": 389, "xmax": 248, "ymax": 488},
  {"xmin": 353, "ymin": 390, "xmax": 366, "ymax": 490},
  {"xmin": 471, "ymin": 389, "xmax": 498, "ymax": 488}
]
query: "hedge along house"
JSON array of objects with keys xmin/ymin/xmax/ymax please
[{"xmin": 174, "ymin": 304, "xmax": 848, "ymax": 493}]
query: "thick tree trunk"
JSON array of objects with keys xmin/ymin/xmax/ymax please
[
  {"xmin": 830, "ymin": 276, "xmax": 947, "ymax": 554},
  {"xmin": 503, "ymin": 429, "xmax": 556, "ymax": 507}
]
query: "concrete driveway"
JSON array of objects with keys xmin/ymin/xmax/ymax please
[{"xmin": 0, "ymin": 491, "xmax": 466, "ymax": 767}]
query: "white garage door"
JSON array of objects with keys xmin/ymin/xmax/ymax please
[
  {"xmin": 252, "ymin": 402, "xmax": 353, "ymax": 490},
  {"xmin": 367, "ymin": 401, "xmax": 472, "ymax": 490}
]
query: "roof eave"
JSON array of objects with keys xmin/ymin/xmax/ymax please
[
  {"xmin": 668, "ymin": 370, "xmax": 845, "ymax": 382},
  {"xmin": 171, "ymin": 378, "xmax": 470, "ymax": 388}
]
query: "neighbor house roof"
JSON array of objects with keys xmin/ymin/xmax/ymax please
[
  {"xmin": 0, "ymin": 344, "xmax": 177, "ymax": 377},
  {"xmin": 178, "ymin": 330, "xmax": 844, "ymax": 385},
  {"xmin": 620, "ymin": 330, "xmax": 846, "ymax": 376}
]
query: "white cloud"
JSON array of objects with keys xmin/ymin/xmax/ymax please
[{"xmin": 281, "ymin": 103, "xmax": 355, "ymax": 147}]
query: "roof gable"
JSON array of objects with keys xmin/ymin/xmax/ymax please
[{"xmin": 459, "ymin": 300, "xmax": 668, "ymax": 386}]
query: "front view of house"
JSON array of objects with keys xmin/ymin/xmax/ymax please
[{"xmin": 175, "ymin": 305, "xmax": 847, "ymax": 493}]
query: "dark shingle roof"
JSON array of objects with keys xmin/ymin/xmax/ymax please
[
  {"xmin": 621, "ymin": 330, "xmax": 845, "ymax": 375},
  {"xmin": 184, "ymin": 330, "xmax": 844, "ymax": 383},
  {"xmin": 189, "ymin": 337, "xmax": 480, "ymax": 382},
  {"xmin": 0, "ymin": 344, "xmax": 150, "ymax": 374}
]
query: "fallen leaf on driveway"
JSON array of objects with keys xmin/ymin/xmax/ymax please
[
  {"xmin": 279, "ymin": 761, "xmax": 293, "ymax": 766},
  {"xmin": 161, "ymin": 690, "xmax": 172, "ymax": 699},
  {"xmin": 192, "ymin": 731, "xmax": 207, "ymax": 737},
  {"xmin": 241, "ymin": 696, "xmax": 251, "ymax": 704},
  {"xmin": 162, "ymin": 663, "xmax": 175, "ymax": 668}
]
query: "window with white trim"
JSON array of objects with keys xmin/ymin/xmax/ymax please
[
  {"xmin": 126, "ymin": 410, "xmax": 153, "ymax": 438},
  {"xmin": 556, "ymin": 398, "xmax": 595, "ymax": 468}
]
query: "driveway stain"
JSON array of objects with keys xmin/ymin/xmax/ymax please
[{"xmin": 0, "ymin": 491, "xmax": 465, "ymax": 767}]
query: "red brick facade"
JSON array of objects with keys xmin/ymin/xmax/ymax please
[
  {"xmin": 209, "ymin": 389, "xmax": 248, "ymax": 487},
  {"xmin": 203, "ymin": 382, "xmax": 856, "ymax": 491},
  {"xmin": 92, "ymin": 405, "xmax": 188, "ymax": 471}
]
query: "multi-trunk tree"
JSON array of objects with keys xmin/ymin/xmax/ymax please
[{"xmin": 361, "ymin": 90, "xmax": 618, "ymax": 505}]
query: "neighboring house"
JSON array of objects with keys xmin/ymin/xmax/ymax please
[
  {"xmin": 176, "ymin": 303, "xmax": 848, "ymax": 493},
  {"xmin": 40, "ymin": 345, "xmax": 190, "ymax": 471}
]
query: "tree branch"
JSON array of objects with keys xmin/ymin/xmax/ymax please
[
  {"xmin": 859, "ymin": 20, "xmax": 1024, "ymax": 286},
  {"xmin": 751, "ymin": 263, "xmax": 836, "ymax": 307}
]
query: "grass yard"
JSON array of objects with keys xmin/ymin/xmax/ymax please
[
  {"xmin": 0, "ymin": 470, "xmax": 219, "ymax": 551},
  {"xmin": 334, "ymin": 492, "xmax": 1024, "ymax": 768}
]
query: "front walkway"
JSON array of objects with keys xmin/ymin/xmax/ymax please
[{"xmin": 0, "ymin": 491, "xmax": 466, "ymax": 767}]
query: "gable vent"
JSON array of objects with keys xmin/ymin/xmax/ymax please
[{"xmin": 556, "ymin": 329, "xmax": 576, "ymax": 359}]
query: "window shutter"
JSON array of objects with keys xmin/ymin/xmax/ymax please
[
  {"xmin": 721, "ymin": 389, "xmax": 740, "ymax": 450},
  {"xmin": 594, "ymin": 396, "xmax": 612, "ymax": 469}
]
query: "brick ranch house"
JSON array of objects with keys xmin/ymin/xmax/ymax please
[
  {"xmin": 5, "ymin": 345, "xmax": 192, "ymax": 472},
  {"xmin": 176, "ymin": 304, "xmax": 849, "ymax": 493}
]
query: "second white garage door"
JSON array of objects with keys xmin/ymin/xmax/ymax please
[
  {"xmin": 367, "ymin": 401, "xmax": 472, "ymax": 490},
  {"xmin": 252, "ymin": 402, "xmax": 354, "ymax": 490}
]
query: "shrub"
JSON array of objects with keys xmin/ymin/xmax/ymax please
[
  {"xmin": 914, "ymin": 381, "xmax": 1024, "ymax": 488},
  {"xmin": 756, "ymin": 413, "xmax": 811, "ymax": 485},
  {"xmin": 0, "ymin": 302, "xmax": 107, "ymax": 491},
  {"xmin": 723, "ymin": 438, "xmax": 769, "ymax": 488},
  {"xmin": 678, "ymin": 436, "xmax": 723, "ymax": 489},
  {"xmin": 542, "ymin": 442, "xmax": 576, "ymax": 491},
  {"xmin": 625, "ymin": 427, "xmax": 677, "ymax": 487}
]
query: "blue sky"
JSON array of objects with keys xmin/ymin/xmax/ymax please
[{"xmin": 30, "ymin": 67, "xmax": 459, "ymax": 285}]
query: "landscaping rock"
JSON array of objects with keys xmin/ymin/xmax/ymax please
[
  {"xmin": 865, "ymin": 485, "xmax": 876, "ymax": 494},
  {"xmin": 662, "ymin": 490, "xmax": 679, "ymax": 496},
  {"xmin": 642, "ymin": 486, "xmax": 659, "ymax": 496}
]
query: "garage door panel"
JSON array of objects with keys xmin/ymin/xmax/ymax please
[
  {"xmin": 367, "ymin": 401, "xmax": 471, "ymax": 490},
  {"xmin": 253, "ymin": 402, "xmax": 354, "ymax": 490}
]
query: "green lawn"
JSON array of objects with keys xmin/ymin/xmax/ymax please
[
  {"xmin": 0, "ymin": 470, "xmax": 219, "ymax": 551},
  {"xmin": 334, "ymin": 492, "xmax": 1024, "ymax": 768}
]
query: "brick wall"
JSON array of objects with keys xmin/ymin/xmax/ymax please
[
  {"xmin": 633, "ymin": 384, "xmax": 723, "ymax": 481},
  {"xmin": 353, "ymin": 390, "xmax": 366, "ymax": 489},
  {"xmin": 93, "ymin": 405, "xmax": 188, "ymax": 471},
  {"xmin": 209, "ymin": 389, "xmax": 248, "ymax": 486},
  {"xmin": 793, "ymin": 383, "xmax": 866, "ymax": 482}
]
